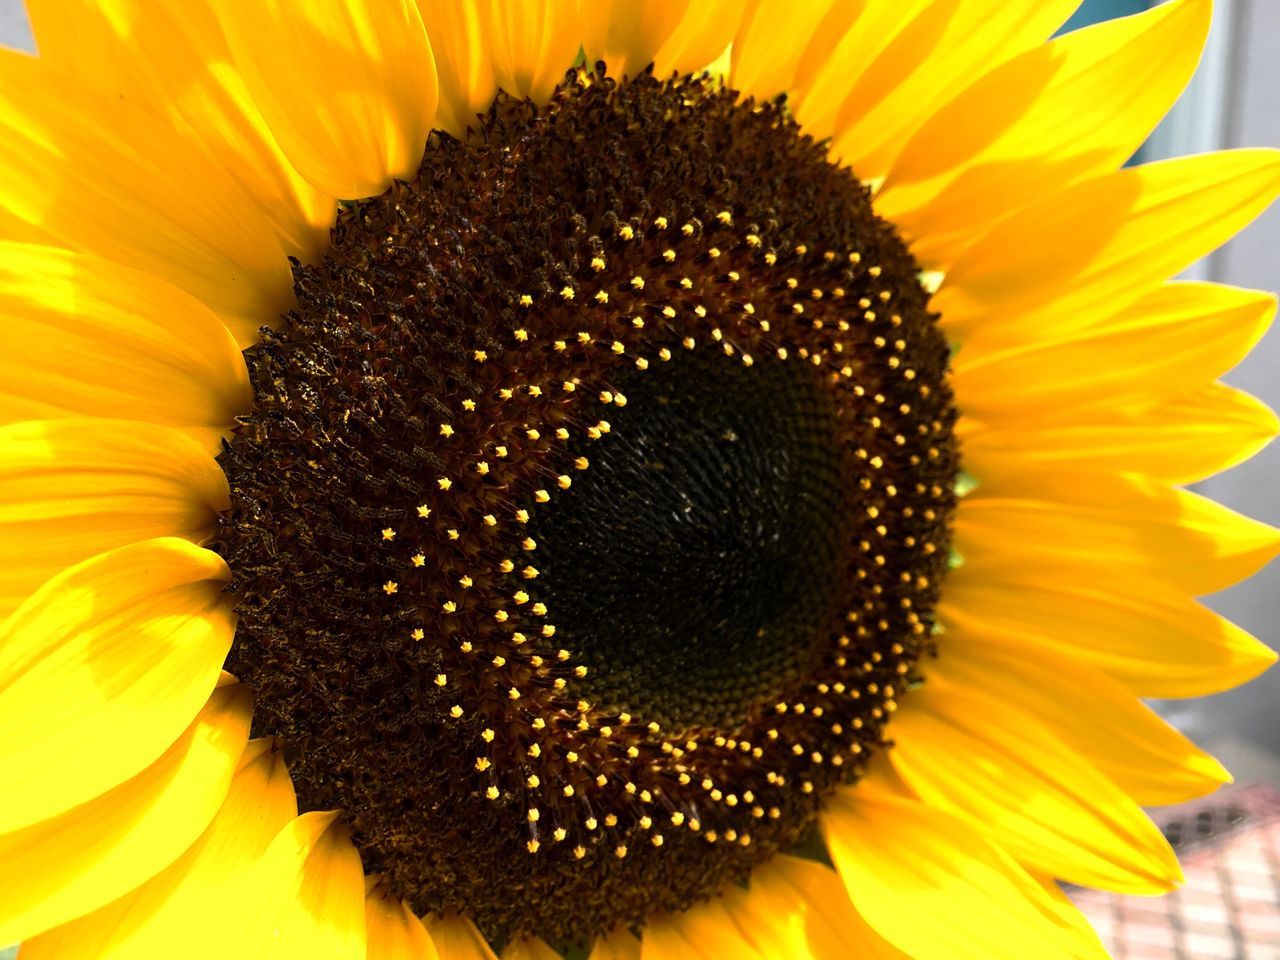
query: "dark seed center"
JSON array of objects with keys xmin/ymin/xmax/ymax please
[
  {"xmin": 217, "ymin": 67, "xmax": 959, "ymax": 947},
  {"xmin": 529, "ymin": 346, "xmax": 858, "ymax": 728}
]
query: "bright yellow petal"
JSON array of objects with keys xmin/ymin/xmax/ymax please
[
  {"xmin": 0, "ymin": 538, "xmax": 234, "ymax": 834},
  {"xmin": 417, "ymin": 5, "xmax": 499, "ymax": 137},
  {"xmin": 926, "ymin": 636, "xmax": 1231, "ymax": 806},
  {"xmin": 878, "ymin": 0, "xmax": 1210, "ymax": 265},
  {"xmin": 0, "ymin": 419, "xmax": 228, "ymax": 620},
  {"xmin": 730, "ymin": 1, "xmax": 858, "ymax": 101},
  {"xmin": 953, "ymin": 473, "xmax": 1280, "ymax": 596},
  {"xmin": 934, "ymin": 149, "xmax": 1280, "ymax": 348},
  {"xmin": 0, "ymin": 682, "xmax": 252, "ymax": 946},
  {"xmin": 589, "ymin": 929, "xmax": 642, "ymax": 960},
  {"xmin": 366, "ymin": 878, "xmax": 439, "ymax": 960},
  {"xmin": 938, "ymin": 562, "xmax": 1276, "ymax": 698},
  {"xmin": 650, "ymin": 1, "xmax": 747, "ymax": 80},
  {"xmin": 888, "ymin": 684, "xmax": 1181, "ymax": 892},
  {"xmin": 18, "ymin": 738, "xmax": 297, "ymax": 960},
  {"xmin": 501, "ymin": 935, "xmax": 561, "ymax": 960},
  {"xmin": 424, "ymin": 913, "xmax": 498, "ymax": 960},
  {"xmin": 788, "ymin": 0, "xmax": 931, "ymax": 144},
  {"xmin": 419, "ymin": 1, "xmax": 578, "ymax": 137},
  {"xmin": 823, "ymin": 789, "xmax": 1083, "ymax": 960},
  {"xmin": 217, "ymin": 0, "xmax": 437, "ymax": 199},
  {"xmin": 952, "ymin": 281, "xmax": 1275, "ymax": 423},
  {"xmin": 579, "ymin": 1, "xmax": 687, "ymax": 81},
  {"xmin": 829, "ymin": 0, "xmax": 1081, "ymax": 180},
  {"xmin": 726, "ymin": 853, "xmax": 909, "ymax": 959},
  {"xmin": 0, "ymin": 242, "xmax": 250, "ymax": 443},
  {"xmin": 1034, "ymin": 875, "xmax": 1111, "ymax": 960},
  {"xmin": 24, "ymin": 0, "xmax": 335, "ymax": 263},
  {"xmin": 481, "ymin": 2, "xmax": 585, "ymax": 106},
  {"xmin": 244, "ymin": 810, "xmax": 367, "ymax": 960},
  {"xmin": 0, "ymin": 51, "xmax": 294, "ymax": 347},
  {"xmin": 640, "ymin": 897, "xmax": 765, "ymax": 960},
  {"xmin": 957, "ymin": 382, "xmax": 1280, "ymax": 486}
]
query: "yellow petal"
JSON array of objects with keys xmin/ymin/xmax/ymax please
[
  {"xmin": 217, "ymin": 0, "xmax": 437, "ymax": 200},
  {"xmin": 0, "ymin": 242, "xmax": 250, "ymax": 443},
  {"xmin": 957, "ymin": 382, "xmax": 1280, "ymax": 486},
  {"xmin": 244, "ymin": 811, "xmax": 367, "ymax": 959},
  {"xmin": 953, "ymin": 473, "xmax": 1280, "ymax": 596},
  {"xmin": 731, "ymin": 1, "xmax": 859, "ymax": 101},
  {"xmin": 501, "ymin": 935, "xmax": 561, "ymax": 960},
  {"xmin": 640, "ymin": 897, "xmax": 765, "ymax": 960},
  {"xmin": 889, "ymin": 684, "xmax": 1182, "ymax": 892},
  {"xmin": 0, "ymin": 538, "xmax": 234, "ymax": 834},
  {"xmin": 18, "ymin": 738, "xmax": 297, "ymax": 960},
  {"xmin": 24, "ymin": 0, "xmax": 334, "ymax": 264},
  {"xmin": 938, "ymin": 562, "xmax": 1276, "ymax": 698},
  {"xmin": 823, "ymin": 789, "xmax": 1084, "ymax": 960},
  {"xmin": 788, "ymin": 1, "xmax": 931, "ymax": 144},
  {"xmin": 425, "ymin": 913, "xmax": 498, "ymax": 960},
  {"xmin": 952, "ymin": 281, "xmax": 1275, "ymax": 423},
  {"xmin": 366, "ymin": 878, "xmax": 439, "ymax": 960},
  {"xmin": 580, "ymin": 1, "xmax": 688, "ymax": 81},
  {"xmin": 1033, "ymin": 875, "xmax": 1111, "ymax": 960},
  {"xmin": 830, "ymin": 0, "xmax": 1081, "ymax": 180},
  {"xmin": 589, "ymin": 929, "xmax": 642, "ymax": 960},
  {"xmin": 934, "ymin": 149, "xmax": 1280, "ymax": 348},
  {"xmin": 481, "ymin": 2, "xmax": 584, "ymax": 107},
  {"xmin": 417, "ymin": 5, "xmax": 498, "ymax": 137},
  {"xmin": 926, "ymin": 636, "xmax": 1231, "ymax": 806},
  {"xmin": 0, "ymin": 419, "xmax": 227, "ymax": 620},
  {"xmin": 0, "ymin": 682, "xmax": 252, "ymax": 946},
  {"xmin": 650, "ymin": 1, "xmax": 748, "ymax": 80},
  {"xmin": 879, "ymin": 0, "xmax": 1211, "ymax": 265},
  {"xmin": 726, "ymin": 853, "xmax": 909, "ymax": 959},
  {"xmin": 419, "ymin": 1, "xmax": 578, "ymax": 137},
  {"xmin": 0, "ymin": 51, "xmax": 294, "ymax": 347}
]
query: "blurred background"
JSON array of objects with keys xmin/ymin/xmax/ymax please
[{"xmin": 0, "ymin": 1, "xmax": 1276, "ymax": 958}]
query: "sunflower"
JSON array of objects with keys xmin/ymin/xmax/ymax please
[{"xmin": 2, "ymin": 0, "xmax": 1277, "ymax": 957}]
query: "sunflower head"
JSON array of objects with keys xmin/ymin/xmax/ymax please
[
  {"xmin": 216, "ymin": 67, "xmax": 957, "ymax": 942},
  {"xmin": 3, "ymin": 1, "xmax": 1278, "ymax": 958}
]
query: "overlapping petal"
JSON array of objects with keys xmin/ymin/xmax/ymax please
[
  {"xmin": 0, "ymin": 682, "xmax": 252, "ymax": 946},
  {"xmin": 365, "ymin": 877, "xmax": 439, "ymax": 960},
  {"xmin": 0, "ymin": 538, "xmax": 234, "ymax": 834},
  {"xmin": 0, "ymin": 243, "xmax": 250, "ymax": 438},
  {"xmin": 216, "ymin": 0, "xmax": 437, "ymax": 200},
  {"xmin": 925, "ymin": 635, "xmax": 1231, "ymax": 805},
  {"xmin": 828, "ymin": 0, "xmax": 1082, "ymax": 180},
  {"xmin": 241, "ymin": 810, "xmax": 368, "ymax": 959},
  {"xmin": 18, "ymin": 738, "xmax": 297, "ymax": 960},
  {"xmin": 823, "ymin": 786, "xmax": 1089, "ymax": 960},
  {"xmin": 725, "ymin": 854, "xmax": 909, "ymax": 959},
  {"xmin": 24, "ymin": 0, "xmax": 335, "ymax": 263},
  {"xmin": 0, "ymin": 420, "xmax": 228, "ymax": 619},
  {"xmin": 958, "ymin": 382, "xmax": 1280, "ymax": 486},
  {"xmin": 419, "ymin": 1, "xmax": 579, "ymax": 137},
  {"xmin": 933, "ymin": 149, "xmax": 1280, "ymax": 348},
  {"xmin": 888, "ymin": 684, "xmax": 1182, "ymax": 893},
  {"xmin": 425, "ymin": 913, "xmax": 499, "ymax": 960},
  {"xmin": 939, "ymin": 562, "xmax": 1276, "ymax": 698},
  {"xmin": 878, "ymin": 0, "xmax": 1210, "ymax": 264},
  {"xmin": 0, "ymin": 52, "xmax": 294, "ymax": 346}
]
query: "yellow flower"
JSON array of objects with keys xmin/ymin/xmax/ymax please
[{"xmin": 1, "ymin": 1, "xmax": 1277, "ymax": 958}]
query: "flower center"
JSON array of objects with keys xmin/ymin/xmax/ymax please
[
  {"xmin": 218, "ymin": 68, "xmax": 958, "ymax": 947},
  {"xmin": 529, "ymin": 345, "xmax": 859, "ymax": 729}
]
